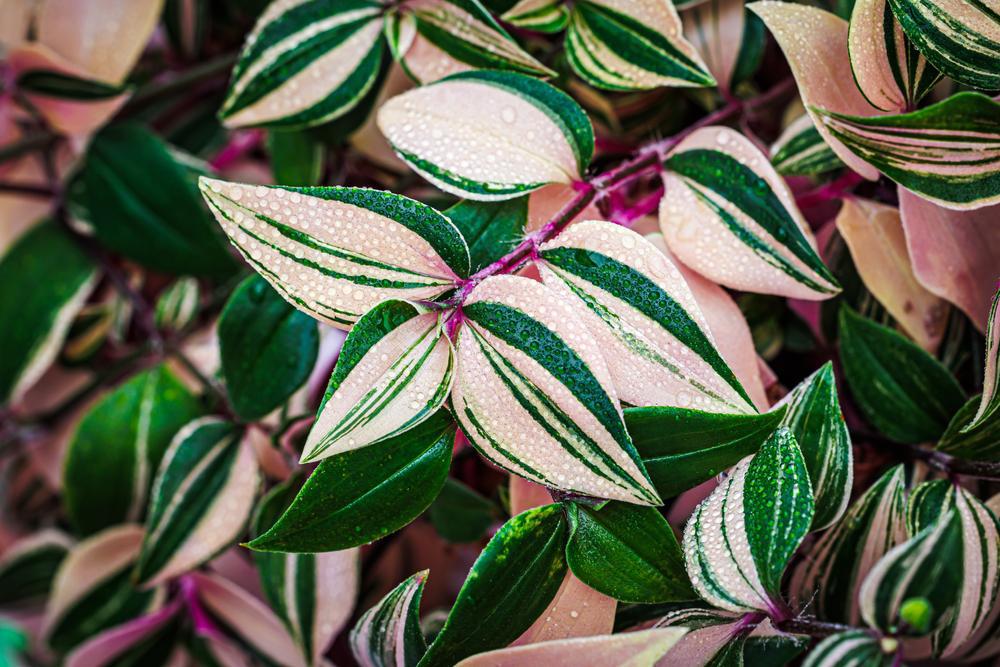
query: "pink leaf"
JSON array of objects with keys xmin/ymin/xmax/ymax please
[
  {"xmin": 457, "ymin": 628, "xmax": 687, "ymax": 667},
  {"xmin": 66, "ymin": 601, "xmax": 181, "ymax": 667}
]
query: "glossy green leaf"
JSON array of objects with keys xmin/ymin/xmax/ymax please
[
  {"xmin": 78, "ymin": 123, "xmax": 236, "ymax": 276},
  {"xmin": 418, "ymin": 504, "xmax": 568, "ymax": 667},
  {"xmin": 444, "ymin": 197, "xmax": 528, "ymax": 273},
  {"xmin": 268, "ymin": 129, "xmax": 326, "ymax": 186},
  {"xmin": 0, "ymin": 222, "xmax": 96, "ymax": 405},
  {"xmin": 249, "ymin": 410, "xmax": 455, "ymax": 552},
  {"xmin": 219, "ymin": 275, "xmax": 319, "ymax": 421},
  {"xmin": 350, "ymin": 570, "xmax": 429, "ymax": 667},
  {"xmin": 839, "ymin": 305, "xmax": 965, "ymax": 443},
  {"xmin": 64, "ymin": 365, "xmax": 205, "ymax": 536},
  {"xmin": 624, "ymin": 406, "xmax": 786, "ymax": 499},
  {"xmin": 428, "ymin": 479, "xmax": 498, "ymax": 544},
  {"xmin": 937, "ymin": 396, "xmax": 1000, "ymax": 461},
  {"xmin": 565, "ymin": 501, "xmax": 694, "ymax": 603}
]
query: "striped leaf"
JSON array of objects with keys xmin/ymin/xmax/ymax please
[
  {"xmin": 350, "ymin": 570, "xmax": 428, "ymax": 667},
  {"xmin": 848, "ymin": 0, "xmax": 939, "ymax": 112},
  {"xmin": 189, "ymin": 572, "xmax": 304, "ymax": 667},
  {"xmin": 502, "ymin": 0, "xmax": 569, "ymax": 32},
  {"xmin": 938, "ymin": 396, "xmax": 1000, "ymax": 460},
  {"xmin": 302, "ymin": 300, "xmax": 454, "ymax": 464},
  {"xmin": 802, "ymin": 631, "xmax": 894, "ymax": 667},
  {"xmin": 394, "ymin": 0, "xmax": 553, "ymax": 83},
  {"xmin": 655, "ymin": 608, "xmax": 808, "ymax": 665},
  {"xmin": 199, "ymin": 178, "xmax": 469, "ymax": 328},
  {"xmin": 906, "ymin": 481, "xmax": 1000, "ymax": 658},
  {"xmin": 418, "ymin": 505, "xmax": 568, "ymax": 667},
  {"xmin": 683, "ymin": 428, "xmax": 814, "ymax": 614},
  {"xmin": 44, "ymin": 525, "xmax": 162, "ymax": 654},
  {"xmin": 538, "ymin": 221, "xmax": 754, "ymax": 414},
  {"xmin": 64, "ymin": 601, "xmax": 182, "ymax": 667},
  {"xmin": 839, "ymin": 305, "xmax": 966, "ymax": 444},
  {"xmin": 252, "ymin": 479, "xmax": 359, "ymax": 666},
  {"xmin": 249, "ymin": 411, "xmax": 455, "ymax": 553},
  {"xmin": 751, "ymin": 3, "xmax": 881, "ymax": 181},
  {"xmin": 682, "ymin": 0, "xmax": 745, "ymax": 94},
  {"xmin": 0, "ymin": 221, "xmax": 97, "ymax": 405},
  {"xmin": 220, "ymin": 0, "xmax": 385, "ymax": 129},
  {"xmin": 770, "ymin": 114, "xmax": 843, "ymax": 177},
  {"xmin": 453, "ymin": 274, "xmax": 660, "ymax": 505},
  {"xmin": 0, "ymin": 530, "xmax": 71, "ymax": 607},
  {"xmin": 377, "ymin": 70, "xmax": 594, "ymax": 201},
  {"xmin": 135, "ymin": 418, "xmax": 260, "ymax": 586},
  {"xmin": 774, "ymin": 362, "xmax": 853, "ymax": 530},
  {"xmin": 153, "ymin": 276, "xmax": 199, "ymax": 332},
  {"xmin": 967, "ymin": 288, "xmax": 1000, "ymax": 431},
  {"xmin": 888, "ymin": 0, "xmax": 1000, "ymax": 90},
  {"xmin": 859, "ymin": 509, "xmax": 963, "ymax": 636},
  {"xmin": 835, "ymin": 198, "xmax": 947, "ymax": 351},
  {"xmin": 790, "ymin": 466, "xmax": 908, "ymax": 625},
  {"xmin": 63, "ymin": 365, "xmax": 204, "ymax": 536},
  {"xmin": 661, "ymin": 127, "xmax": 840, "ymax": 300},
  {"xmin": 564, "ymin": 501, "xmax": 695, "ymax": 604},
  {"xmin": 455, "ymin": 628, "xmax": 688, "ymax": 666},
  {"xmin": 565, "ymin": 0, "xmax": 715, "ymax": 91},
  {"xmin": 813, "ymin": 92, "xmax": 1000, "ymax": 211},
  {"xmin": 626, "ymin": 406, "xmax": 786, "ymax": 499}
]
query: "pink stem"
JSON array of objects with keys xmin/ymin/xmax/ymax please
[
  {"xmin": 210, "ymin": 129, "xmax": 264, "ymax": 171},
  {"xmin": 609, "ymin": 185, "xmax": 665, "ymax": 227},
  {"xmin": 795, "ymin": 170, "xmax": 865, "ymax": 209},
  {"xmin": 179, "ymin": 575, "xmax": 222, "ymax": 637}
]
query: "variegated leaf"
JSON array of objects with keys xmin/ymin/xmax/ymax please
[
  {"xmin": 453, "ymin": 274, "xmax": 660, "ymax": 505},
  {"xmin": 190, "ymin": 571, "xmax": 305, "ymax": 667},
  {"xmin": 377, "ymin": 70, "xmax": 594, "ymax": 201},
  {"xmin": 770, "ymin": 114, "xmax": 843, "ymax": 177},
  {"xmin": 661, "ymin": 126, "xmax": 840, "ymax": 300},
  {"xmin": 0, "ymin": 530, "xmax": 71, "ymax": 607},
  {"xmin": 455, "ymin": 628, "xmax": 687, "ymax": 666},
  {"xmin": 64, "ymin": 601, "xmax": 181, "ymax": 667},
  {"xmin": 135, "ymin": 418, "xmax": 260, "ymax": 587},
  {"xmin": 253, "ymin": 479, "xmax": 360, "ymax": 666},
  {"xmin": 848, "ymin": 0, "xmax": 939, "ymax": 112},
  {"xmin": 967, "ymin": 288, "xmax": 1000, "ymax": 431},
  {"xmin": 937, "ymin": 395, "xmax": 1000, "ymax": 461},
  {"xmin": 502, "ymin": 0, "xmax": 569, "ymax": 33},
  {"xmin": 565, "ymin": 0, "xmax": 715, "ymax": 91},
  {"xmin": 199, "ymin": 178, "xmax": 469, "ymax": 328},
  {"xmin": 906, "ymin": 481, "xmax": 1000, "ymax": 659},
  {"xmin": 538, "ymin": 221, "xmax": 754, "ymax": 414},
  {"xmin": 802, "ymin": 631, "xmax": 894, "ymax": 667},
  {"xmin": 814, "ymin": 92, "xmax": 1000, "ymax": 211},
  {"xmin": 773, "ymin": 362, "xmax": 853, "ymax": 530},
  {"xmin": 392, "ymin": 0, "xmax": 553, "ymax": 83},
  {"xmin": 683, "ymin": 428, "xmax": 814, "ymax": 614},
  {"xmin": 750, "ymin": 2, "xmax": 882, "ymax": 181},
  {"xmin": 835, "ymin": 198, "xmax": 948, "ymax": 351},
  {"xmin": 859, "ymin": 509, "xmax": 963, "ymax": 636},
  {"xmin": 153, "ymin": 276, "xmax": 199, "ymax": 332},
  {"xmin": 898, "ymin": 189, "xmax": 1000, "ymax": 333},
  {"xmin": 790, "ymin": 466, "xmax": 907, "ymax": 625},
  {"xmin": 44, "ymin": 525, "xmax": 163, "ymax": 654},
  {"xmin": 302, "ymin": 300, "xmax": 454, "ymax": 463},
  {"xmin": 654, "ymin": 608, "xmax": 742, "ymax": 664},
  {"xmin": 888, "ymin": 0, "xmax": 1000, "ymax": 90},
  {"xmin": 682, "ymin": 0, "xmax": 745, "ymax": 94},
  {"xmin": 220, "ymin": 0, "xmax": 385, "ymax": 128},
  {"xmin": 350, "ymin": 570, "xmax": 428, "ymax": 667}
]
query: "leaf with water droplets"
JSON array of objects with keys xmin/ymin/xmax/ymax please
[
  {"xmin": 502, "ymin": 0, "xmax": 570, "ymax": 33},
  {"xmin": 770, "ymin": 114, "xmax": 843, "ymax": 177},
  {"xmin": 220, "ymin": 0, "xmax": 385, "ymax": 128},
  {"xmin": 456, "ymin": 628, "xmax": 688, "ymax": 666},
  {"xmin": 301, "ymin": 299, "xmax": 454, "ymax": 464},
  {"xmin": 682, "ymin": 427, "xmax": 814, "ymax": 613},
  {"xmin": 199, "ymin": 177, "xmax": 469, "ymax": 329},
  {"xmin": 350, "ymin": 570, "xmax": 428, "ymax": 667},
  {"xmin": 377, "ymin": 70, "xmax": 594, "ymax": 201},
  {"xmin": 661, "ymin": 126, "xmax": 840, "ymax": 300},
  {"xmin": 538, "ymin": 220, "xmax": 754, "ymax": 414},
  {"xmin": 564, "ymin": 0, "xmax": 715, "ymax": 91},
  {"xmin": 453, "ymin": 274, "xmax": 660, "ymax": 505}
]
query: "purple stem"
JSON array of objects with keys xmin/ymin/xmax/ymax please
[{"xmin": 210, "ymin": 129, "xmax": 264, "ymax": 171}]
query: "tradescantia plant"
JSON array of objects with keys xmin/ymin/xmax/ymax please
[{"xmin": 2, "ymin": 0, "xmax": 1000, "ymax": 665}]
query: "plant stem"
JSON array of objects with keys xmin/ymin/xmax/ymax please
[
  {"xmin": 0, "ymin": 132, "xmax": 58, "ymax": 166},
  {"xmin": 122, "ymin": 52, "xmax": 237, "ymax": 116},
  {"xmin": 0, "ymin": 181, "xmax": 55, "ymax": 197},
  {"xmin": 775, "ymin": 616, "xmax": 864, "ymax": 638}
]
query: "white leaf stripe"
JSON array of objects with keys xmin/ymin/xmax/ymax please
[
  {"xmin": 200, "ymin": 178, "xmax": 466, "ymax": 329},
  {"xmin": 453, "ymin": 275, "xmax": 660, "ymax": 505},
  {"xmin": 770, "ymin": 114, "xmax": 843, "ymax": 176},
  {"xmin": 538, "ymin": 221, "xmax": 754, "ymax": 413},
  {"xmin": 222, "ymin": 0, "xmax": 384, "ymax": 128},
  {"xmin": 803, "ymin": 631, "xmax": 891, "ymax": 667},
  {"xmin": 350, "ymin": 570, "xmax": 428, "ymax": 667},
  {"xmin": 301, "ymin": 311, "xmax": 455, "ymax": 463},
  {"xmin": 136, "ymin": 418, "xmax": 260, "ymax": 586},
  {"xmin": 789, "ymin": 466, "xmax": 907, "ymax": 625},
  {"xmin": 967, "ymin": 289, "xmax": 1000, "ymax": 431},
  {"xmin": 501, "ymin": 0, "xmax": 569, "ymax": 32}
]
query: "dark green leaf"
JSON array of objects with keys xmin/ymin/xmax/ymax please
[
  {"xmin": 219, "ymin": 275, "xmax": 319, "ymax": 421},
  {"xmin": 17, "ymin": 70, "xmax": 125, "ymax": 100},
  {"xmin": 937, "ymin": 395, "xmax": 1000, "ymax": 461},
  {"xmin": 268, "ymin": 129, "xmax": 325, "ymax": 186},
  {"xmin": 444, "ymin": 198, "xmax": 528, "ymax": 273},
  {"xmin": 350, "ymin": 570, "xmax": 429, "ymax": 667},
  {"xmin": 0, "ymin": 533, "xmax": 69, "ymax": 606},
  {"xmin": 839, "ymin": 305, "xmax": 965, "ymax": 443},
  {"xmin": 428, "ymin": 479, "xmax": 497, "ymax": 544},
  {"xmin": 565, "ymin": 501, "xmax": 694, "ymax": 603},
  {"xmin": 624, "ymin": 406, "xmax": 786, "ymax": 498},
  {"xmin": 249, "ymin": 411, "xmax": 456, "ymax": 552},
  {"xmin": 418, "ymin": 505, "xmax": 568, "ymax": 667}
]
